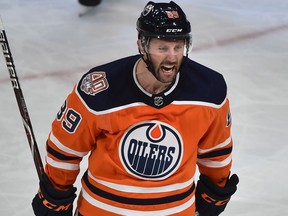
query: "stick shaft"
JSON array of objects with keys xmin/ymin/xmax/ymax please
[{"xmin": 0, "ymin": 17, "xmax": 44, "ymax": 180}]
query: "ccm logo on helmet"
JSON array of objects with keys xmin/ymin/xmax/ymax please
[
  {"xmin": 166, "ymin": 28, "xmax": 183, "ymax": 33},
  {"xmin": 119, "ymin": 121, "xmax": 183, "ymax": 180}
]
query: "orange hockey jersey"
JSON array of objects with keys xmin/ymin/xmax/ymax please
[{"xmin": 45, "ymin": 55, "xmax": 233, "ymax": 216}]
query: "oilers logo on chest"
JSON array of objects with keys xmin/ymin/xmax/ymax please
[{"xmin": 119, "ymin": 121, "xmax": 183, "ymax": 180}]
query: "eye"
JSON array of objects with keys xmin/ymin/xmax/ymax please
[
  {"xmin": 158, "ymin": 46, "xmax": 168, "ymax": 52},
  {"xmin": 174, "ymin": 45, "xmax": 184, "ymax": 52}
]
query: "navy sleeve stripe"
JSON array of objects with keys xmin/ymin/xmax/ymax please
[
  {"xmin": 47, "ymin": 143, "xmax": 81, "ymax": 161},
  {"xmin": 197, "ymin": 147, "xmax": 232, "ymax": 159}
]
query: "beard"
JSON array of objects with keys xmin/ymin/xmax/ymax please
[{"xmin": 154, "ymin": 61, "xmax": 179, "ymax": 83}]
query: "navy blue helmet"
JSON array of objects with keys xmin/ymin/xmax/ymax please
[{"xmin": 137, "ymin": 1, "xmax": 191, "ymax": 40}]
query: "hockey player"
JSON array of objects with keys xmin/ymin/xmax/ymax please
[{"xmin": 32, "ymin": 1, "xmax": 239, "ymax": 216}]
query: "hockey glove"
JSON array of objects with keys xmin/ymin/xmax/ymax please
[
  {"xmin": 32, "ymin": 173, "xmax": 77, "ymax": 216},
  {"xmin": 195, "ymin": 174, "xmax": 239, "ymax": 216}
]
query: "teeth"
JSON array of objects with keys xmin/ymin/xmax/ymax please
[{"xmin": 162, "ymin": 66, "xmax": 175, "ymax": 71}]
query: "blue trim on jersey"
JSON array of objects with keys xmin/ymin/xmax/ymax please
[
  {"xmin": 76, "ymin": 55, "xmax": 227, "ymax": 111},
  {"xmin": 82, "ymin": 171, "xmax": 195, "ymax": 205}
]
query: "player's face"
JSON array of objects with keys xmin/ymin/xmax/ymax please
[{"xmin": 148, "ymin": 38, "xmax": 185, "ymax": 83}]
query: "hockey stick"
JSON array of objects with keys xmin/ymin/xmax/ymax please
[{"xmin": 0, "ymin": 16, "xmax": 44, "ymax": 180}]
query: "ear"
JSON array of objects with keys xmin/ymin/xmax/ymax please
[{"xmin": 137, "ymin": 39, "xmax": 145, "ymax": 55}]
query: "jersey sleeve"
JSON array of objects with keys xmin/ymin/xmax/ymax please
[
  {"xmin": 197, "ymin": 98, "xmax": 233, "ymax": 187},
  {"xmin": 45, "ymin": 85, "xmax": 99, "ymax": 190}
]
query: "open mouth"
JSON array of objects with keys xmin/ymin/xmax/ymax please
[{"xmin": 161, "ymin": 65, "xmax": 176, "ymax": 73}]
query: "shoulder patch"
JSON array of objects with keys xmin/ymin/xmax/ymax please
[{"xmin": 80, "ymin": 71, "xmax": 109, "ymax": 96}]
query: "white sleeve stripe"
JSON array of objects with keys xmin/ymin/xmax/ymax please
[
  {"xmin": 197, "ymin": 155, "xmax": 232, "ymax": 168},
  {"xmin": 46, "ymin": 156, "xmax": 80, "ymax": 170},
  {"xmin": 81, "ymin": 187, "xmax": 195, "ymax": 216},
  {"xmin": 88, "ymin": 170, "xmax": 195, "ymax": 194},
  {"xmin": 198, "ymin": 136, "xmax": 232, "ymax": 154},
  {"xmin": 49, "ymin": 132, "xmax": 89, "ymax": 157}
]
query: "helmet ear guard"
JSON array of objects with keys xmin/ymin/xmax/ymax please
[
  {"xmin": 137, "ymin": 36, "xmax": 155, "ymax": 73},
  {"xmin": 184, "ymin": 35, "xmax": 193, "ymax": 56},
  {"xmin": 139, "ymin": 35, "xmax": 151, "ymax": 54}
]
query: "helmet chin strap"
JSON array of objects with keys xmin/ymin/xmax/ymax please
[
  {"xmin": 138, "ymin": 52, "xmax": 189, "ymax": 84},
  {"xmin": 138, "ymin": 37, "xmax": 160, "ymax": 81},
  {"xmin": 140, "ymin": 51, "xmax": 159, "ymax": 80}
]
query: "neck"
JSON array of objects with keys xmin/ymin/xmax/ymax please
[{"xmin": 136, "ymin": 59, "xmax": 171, "ymax": 94}]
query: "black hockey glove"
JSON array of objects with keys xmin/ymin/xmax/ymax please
[
  {"xmin": 195, "ymin": 173, "xmax": 239, "ymax": 216},
  {"xmin": 32, "ymin": 173, "xmax": 77, "ymax": 216}
]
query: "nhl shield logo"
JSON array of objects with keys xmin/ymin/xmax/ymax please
[
  {"xmin": 119, "ymin": 121, "xmax": 183, "ymax": 180},
  {"xmin": 154, "ymin": 96, "xmax": 163, "ymax": 106}
]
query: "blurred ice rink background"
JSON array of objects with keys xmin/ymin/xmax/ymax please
[{"xmin": 0, "ymin": 0, "xmax": 288, "ymax": 215}]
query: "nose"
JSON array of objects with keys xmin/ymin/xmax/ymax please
[
  {"xmin": 167, "ymin": 47, "xmax": 179, "ymax": 56},
  {"xmin": 166, "ymin": 49, "xmax": 178, "ymax": 61}
]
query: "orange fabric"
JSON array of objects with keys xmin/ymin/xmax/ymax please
[{"xmin": 44, "ymin": 84, "xmax": 232, "ymax": 215}]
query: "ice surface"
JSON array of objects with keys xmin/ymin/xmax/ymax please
[{"xmin": 0, "ymin": 0, "xmax": 288, "ymax": 215}]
